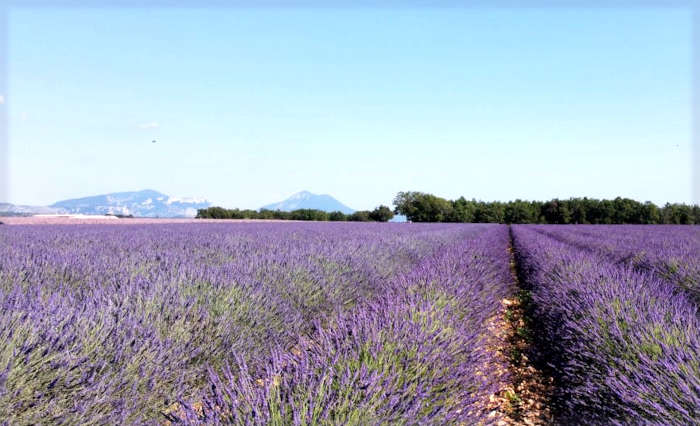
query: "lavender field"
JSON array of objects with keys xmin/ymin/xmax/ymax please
[{"xmin": 0, "ymin": 222, "xmax": 698, "ymax": 424}]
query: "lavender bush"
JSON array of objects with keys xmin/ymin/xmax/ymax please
[
  {"xmin": 530, "ymin": 225, "xmax": 700, "ymax": 303},
  {"xmin": 512, "ymin": 225, "xmax": 700, "ymax": 424}
]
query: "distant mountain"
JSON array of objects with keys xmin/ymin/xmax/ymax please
[
  {"xmin": 50, "ymin": 189, "xmax": 211, "ymax": 218},
  {"xmin": 261, "ymin": 191, "xmax": 355, "ymax": 214},
  {"xmin": 0, "ymin": 203, "xmax": 66, "ymax": 216}
]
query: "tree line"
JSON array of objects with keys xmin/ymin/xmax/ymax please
[
  {"xmin": 393, "ymin": 191, "xmax": 700, "ymax": 224},
  {"xmin": 196, "ymin": 205, "xmax": 394, "ymax": 222}
]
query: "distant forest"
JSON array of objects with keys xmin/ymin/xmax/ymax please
[
  {"xmin": 196, "ymin": 205, "xmax": 394, "ymax": 222},
  {"xmin": 393, "ymin": 192, "xmax": 700, "ymax": 224},
  {"xmin": 198, "ymin": 192, "xmax": 700, "ymax": 225}
]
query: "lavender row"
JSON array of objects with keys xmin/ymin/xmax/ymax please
[
  {"xmin": 530, "ymin": 225, "xmax": 700, "ymax": 303},
  {"xmin": 177, "ymin": 224, "xmax": 514, "ymax": 424},
  {"xmin": 512, "ymin": 225, "xmax": 700, "ymax": 424},
  {"xmin": 0, "ymin": 222, "xmax": 494, "ymax": 423}
]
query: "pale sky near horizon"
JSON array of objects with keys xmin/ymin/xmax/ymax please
[{"xmin": 6, "ymin": 7, "xmax": 694, "ymax": 210}]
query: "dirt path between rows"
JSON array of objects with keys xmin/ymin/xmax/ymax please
[{"xmin": 484, "ymin": 227, "xmax": 554, "ymax": 425}]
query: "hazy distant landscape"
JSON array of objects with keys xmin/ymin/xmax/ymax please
[{"xmin": 0, "ymin": 190, "xmax": 357, "ymax": 218}]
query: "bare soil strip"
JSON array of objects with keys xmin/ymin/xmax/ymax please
[{"xmin": 483, "ymin": 231, "xmax": 553, "ymax": 425}]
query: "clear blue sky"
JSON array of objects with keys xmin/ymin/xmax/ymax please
[{"xmin": 6, "ymin": 7, "xmax": 693, "ymax": 209}]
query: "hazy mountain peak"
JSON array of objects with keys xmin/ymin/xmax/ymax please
[
  {"xmin": 262, "ymin": 191, "xmax": 354, "ymax": 214},
  {"xmin": 289, "ymin": 190, "xmax": 314, "ymax": 200},
  {"xmin": 49, "ymin": 190, "xmax": 210, "ymax": 217}
]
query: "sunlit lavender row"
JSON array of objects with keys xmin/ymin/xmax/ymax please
[
  {"xmin": 175, "ymin": 224, "xmax": 514, "ymax": 424},
  {"xmin": 0, "ymin": 223, "xmax": 511, "ymax": 424},
  {"xmin": 512, "ymin": 225, "xmax": 700, "ymax": 424},
  {"xmin": 530, "ymin": 225, "xmax": 700, "ymax": 303}
]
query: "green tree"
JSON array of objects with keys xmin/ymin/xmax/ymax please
[
  {"xmin": 368, "ymin": 205, "xmax": 394, "ymax": 222},
  {"xmin": 639, "ymin": 202, "xmax": 661, "ymax": 224},
  {"xmin": 290, "ymin": 209, "xmax": 329, "ymax": 221},
  {"xmin": 568, "ymin": 198, "xmax": 588, "ymax": 224},
  {"xmin": 449, "ymin": 197, "xmax": 475, "ymax": 222},
  {"xmin": 393, "ymin": 192, "xmax": 422, "ymax": 220},
  {"xmin": 393, "ymin": 191, "xmax": 453, "ymax": 222},
  {"xmin": 474, "ymin": 201, "xmax": 504, "ymax": 223},
  {"xmin": 504, "ymin": 199, "xmax": 538, "ymax": 224},
  {"xmin": 328, "ymin": 211, "xmax": 347, "ymax": 221},
  {"xmin": 348, "ymin": 211, "xmax": 371, "ymax": 222}
]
